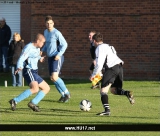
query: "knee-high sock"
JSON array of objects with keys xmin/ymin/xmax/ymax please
[
  {"xmin": 54, "ymin": 77, "xmax": 69, "ymax": 95},
  {"xmin": 53, "ymin": 81, "xmax": 65, "ymax": 97},
  {"xmin": 116, "ymin": 88, "xmax": 129, "ymax": 95},
  {"xmin": 31, "ymin": 90, "xmax": 45, "ymax": 105},
  {"xmin": 13, "ymin": 89, "xmax": 32, "ymax": 103},
  {"xmin": 101, "ymin": 94, "xmax": 110, "ymax": 112}
]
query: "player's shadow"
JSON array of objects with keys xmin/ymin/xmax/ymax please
[
  {"xmin": 50, "ymin": 108, "xmax": 81, "ymax": 113},
  {"xmin": 41, "ymin": 99, "xmax": 60, "ymax": 103},
  {"xmin": 1, "ymin": 108, "xmax": 34, "ymax": 113},
  {"xmin": 1, "ymin": 107, "xmax": 81, "ymax": 115},
  {"xmin": 134, "ymin": 96, "xmax": 160, "ymax": 98}
]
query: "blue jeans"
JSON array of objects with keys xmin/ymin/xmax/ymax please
[
  {"xmin": 0, "ymin": 46, "xmax": 9, "ymax": 71},
  {"xmin": 11, "ymin": 65, "xmax": 22, "ymax": 87}
]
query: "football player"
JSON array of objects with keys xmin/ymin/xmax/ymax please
[
  {"xmin": 41, "ymin": 15, "xmax": 70, "ymax": 102},
  {"xmin": 90, "ymin": 33, "xmax": 135, "ymax": 116},
  {"xmin": 9, "ymin": 34, "xmax": 50, "ymax": 112}
]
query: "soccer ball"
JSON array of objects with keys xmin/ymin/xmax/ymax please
[{"xmin": 79, "ymin": 99, "xmax": 92, "ymax": 111}]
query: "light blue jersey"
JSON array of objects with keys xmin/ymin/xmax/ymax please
[
  {"xmin": 17, "ymin": 42, "xmax": 41, "ymax": 70},
  {"xmin": 42, "ymin": 28, "xmax": 67, "ymax": 57}
]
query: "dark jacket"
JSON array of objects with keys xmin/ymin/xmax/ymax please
[
  {"xmin": 90, "ymin": 42, "xmax": 96, "ymax": 59},
  {"xmin": 0, "ymin": 23, "xmax": 11, "ymax": 47},
  {"xmin": 8, "ymin": 40, "xmax": 25, "ymax": 65}
]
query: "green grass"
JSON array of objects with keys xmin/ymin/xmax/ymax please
[
  {"xmin": 0, "ymin": 80, "xmax": 159, "ymax": 125},
  {"xmin": 0, "ymin": 132, "xmax": 160, "ymax": 136},
  {"xmin": 0, "ymin": 73, "xmax": 159, "ymax": 135}
]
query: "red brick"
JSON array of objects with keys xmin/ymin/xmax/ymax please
[{"xmin": 21, "ymin": 0, "xmax": 160, "ymax": 80}]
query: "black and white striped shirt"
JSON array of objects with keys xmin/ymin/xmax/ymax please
[{"xmin": 92, "ymin": 43, "xmax": 124, "ymax": 77}]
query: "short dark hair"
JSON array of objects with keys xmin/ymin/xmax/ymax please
[
  {"xmin": 92, "ymin": 32, "xmax": 103, "ymax": 42},
  {"xmin": 45, "ymin": 15, "xmax": 53, "ymax": 22},
  {"xmin": 89, "ymin": 30, "xmax": 96, "ymax": 34}
]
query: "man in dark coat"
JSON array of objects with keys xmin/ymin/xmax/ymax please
[{"xmin": 0, "ymin": 17, "xmax": 11, "ymax": 72}]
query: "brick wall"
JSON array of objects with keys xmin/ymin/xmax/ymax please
[
  {"xmin": 21, "ymin": 0, "xmax": 160, "ymax": 80},
  {"xmin": 21, "ymin": 0, "xmax": 31, "ymax": 44}
]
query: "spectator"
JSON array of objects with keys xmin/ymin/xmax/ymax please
[
  {"xmin": 8, "ymin": 32, "xmax": 25, "ymax": 87},
  {"xmin": 0, "ymin": 17, "xmax": 11, "ymax": 72}
]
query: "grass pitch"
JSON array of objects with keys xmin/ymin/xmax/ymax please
[
  {"xmin": 0, "ymin": 74, "xmax": 159, "ymax": 135},
  {"xmin": 0, "ymin": 79, "xmax": 159, "ymax": 125}
]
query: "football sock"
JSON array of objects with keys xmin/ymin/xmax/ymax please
[
  {"xmin": 13, "ymin": 89, "xmax": 32, "ymax": 103},
  {"xmin": 55, "ymin": 77, "xmax": 69, "ymax": 95},
  {"xmin": 31, "ymin": 90, "xmax": 45, "ymax": 105},
  {"xmin": 64, "ymin": 89, "xmax": 70, "ymax": 95},
  {"xmin": 101, "ymin": 94, "xmax": 110, "ymax": 112},
  {"xmin": 116, "ymin": 88, "xmax": 129, "ymax": 95},
  {"xmin": 53, "ymin": 81, "xmax": 65, "ymax": 97}
]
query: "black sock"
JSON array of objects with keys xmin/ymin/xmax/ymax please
[
  {"xmin": 116, "ymin": 88, "xmax": 129, "ymax": 95},
  {"xmin": 101, "ymin": 94, "xmax": 110, "ymax": 112}
]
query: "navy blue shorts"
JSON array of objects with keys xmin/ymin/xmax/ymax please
[
  {"xmin": 23, "ymin": 68, "xmax": 43, "ymax": 85},
  {"xmin": 48, "ymin": 55, "xmax": 64, "ymax": 76}
]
